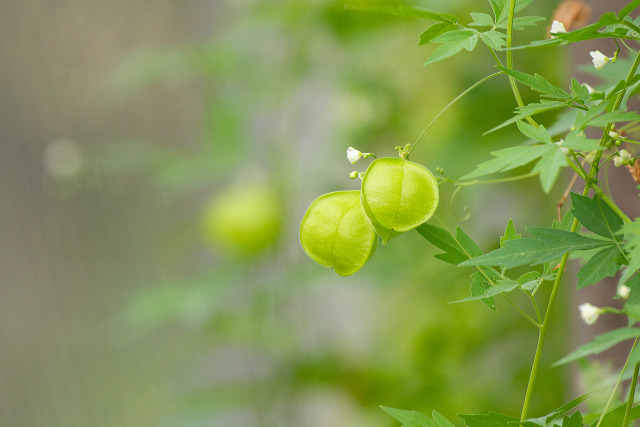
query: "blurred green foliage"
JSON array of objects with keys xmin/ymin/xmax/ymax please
[{"xmin": 93, "ymin": 0, "xmax": 574, "ymax": 425}]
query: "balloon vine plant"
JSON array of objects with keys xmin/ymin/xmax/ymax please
[{"xmin": 300, "ymin": 0, "xmax": 640, "ymax": 425}]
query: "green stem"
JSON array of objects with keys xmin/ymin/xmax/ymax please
[
  {"xmin": 595, "ymin": 337, "xmax": 639, "ymax": 427},
  {"xmin": 623, "ymin": 362, "xmax": 640, "ymax": 427},
  {"xmin": 520, "ymin": 49, "xmax": 640, "ymax": 421},
  {"xmin": 408, "ymin": 72, "xmax": 501, "ymax": 157}
]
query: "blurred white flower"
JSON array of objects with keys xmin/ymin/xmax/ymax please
[
  {"xmin": 579, "ymin": 303, "xmax": 602, "ymax": 325},
  {"xmin": 43, "ymin": 138, "xmax": 83, "ymax": 180},
  {"xmin": 585, "ymin": 151, "xmax": 596, "ymax": 164},
  {"xmin": 614, "ymin": 149, "xmax": 632, "ymax": 167},
  {"xmin": 583, "ymin": 83, "xmax": 595, "ymax": 94},
  {"xmin": 590, "ymin": 51, "xmax": 609, "ymax": 70},
  {"xmin": 347, "ymin": 147, "xmax": 363, "ymax": 164},
  {"xmin": 618, "ymin": 285, "xmax": 631, "ymax": 299},
  {"xmin": 550, "ymin": 20, "xmax": 567, "ymax": 37},
  {"xmin": 609, "ymin": 130, "xmax": 620, "ymax": 139}
]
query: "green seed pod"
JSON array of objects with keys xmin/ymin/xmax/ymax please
[
  {"xmin": 300, "ymin": 191, "xmax": 378, "ymax": 276},
  {"xmin": 361, "ymin": 157, "xmax": 439, "ymax": 242}
]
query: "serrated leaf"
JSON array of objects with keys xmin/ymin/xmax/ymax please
[
  {"xmin": 419, "ymin": 22, "xmax": 457, "ymax": 45},
  {"xmin": 570, "ymin": 193, "xmax": 623, "ymax": 239},
  {"xmin": 562, "ymin": 412, "xmax": 583, "ymax": 427},
  {"xmin": 381, "ymin": 406, "xmax": 430, "ymax": 426},
  {"xmin": 453, "ymin": 278, "xmax": 519, "ymax": 303},
  {"xmin": 533, "ymin": 146, "xmax": 568, "ymax": 193},
  {"xmin": 586, "ymin": 110, "xmax": 640, "ymax": 128},
  {"xmin": 480, "ymin": 31, "xmax": 507, "ymax": 49},
  {"xmin": 344, "ymin": 4, "xmax": 457, "ymax": 23},
  {"xmin": 500, "ymin": 219, "xmax": 521, "ymax": 246},
  {"xmin": 484, "ymin": 100, "xmax": 568, "ymax": 134},
  {"xmin": 457, "ymin": 227, "xmax": 483, "ymax": 258},
  {"xmin": 520, "ymin": 394, "xmax": 589, "ymax": 426},
  {"xmin": 554, "ymin": 327, "xmax": 640, "ymax": 366},
  {"xmin": 497, "ymin": 16, "xmax": 545, "ymax": 30},
  {"xmin": 459, "ymin": 228, "xmax": 613, "ymax": 269},
  {"xmin": 620, "ymin": 219, "xmax": 640, "ymax": 284},
  {"xmin": 381, "ymin": 406, "xmax": 455, "ymax": 427},
  {"xmin": 570, "ymin": 78, "xmax": 591, "ymax": 104},
  {"xmin": 624, "ymin": 275, "xmax": 640, "ymax": 321},
  {"xmin": 517, "ymin": 271, "xmax": 542, "ymax": 292},
  {"xmin": 496, "ymin": 66, "xmax": 570, "ymax": 99},
  {"xmin": 458, "ymin": 412, "xmax": 519, "ymax": 427},
  {"xmin": 461, "ymin": 145, "xmax": 554, "ymax": 179},
  {"xmin": 469, "ymin": 12, "xmax": 494, "ymax": 27},
  {"xmin": 576, "ymin": 246, "xmax": 620, "ymax": 289},
  {"xmin": 574, "ymin": 102, "xmax": 608, "ymax": 129},
  {"xmin": 562, "ymin": 132, "xmax": 601, "ymax": 152},
  {"xmin": 470, "ymin": 272, "xmax": 496, "ymax": 310},
  {"xmin": 416, "ymin": 223, "xmax": 467, "ymax": 265},
  {"xmin": 516, "ymin": 120, "xmax": 553, "ymax": 143}
]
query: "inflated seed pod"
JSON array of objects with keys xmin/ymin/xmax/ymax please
[
  {"xmin": 361, "ymin": 157, "xmax": 439, "ymax": 242},
  {"xmin": 300, "ymin": 191, "xmax": 378, "ymax": 276}
]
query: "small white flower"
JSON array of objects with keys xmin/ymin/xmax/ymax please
[
  {"xmin": 556, "ymin": 140, "xmax": 569, "ymax": 155},
  {"xmin": 346, "ymin": 147, "xmax": 363, "ymax": 164},
  {"xmin": 614, "ymin": 149, "xmax": 632, "ymax": 167},
  {"xmin": 609, "ymin": 130, "xmax": 620, "ymax": 139},
  {"xmin": 618, "ymin": 285, "xmax": 631, "ymax": 299},
  {"xmin": 590, "ymin": 51, "xmax": 610, "ymax": 70},
  {"xmin": 583, "ymin": 83, "xmax": 595, "ymax": 94},
  {"xmin": 550, "ymin": 20, "xmax": 567, "ymax": 37},
  {"xmin": 585, "ymin": 151, "xmax": 596, "ymax": 164},
  {"xmin": 579, "ymin": 303, "xmax": 602, "ymax": 325}
]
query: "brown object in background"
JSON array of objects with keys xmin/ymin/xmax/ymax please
[
  {"xmin": 627, "ymin": 159, "xmax": 640, "ymax": 183},
  {"xmin": 550, "ymin": 0, "xmax": 591, "ymax": 34}
]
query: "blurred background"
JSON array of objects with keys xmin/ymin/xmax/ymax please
[{"xmin": 0, "ymin": 0, "xmax": 592, "ymax": 425}]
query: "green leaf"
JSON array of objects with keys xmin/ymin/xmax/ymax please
[
  {"xmin": 576, "ymin": 246, "xmax": 621, "ymax": 289},
  {"xmin": 469, "ymin": 12, "xmax": 494, "ymax": 27},
  {"xmin": 496, "ymin": 66, "xmax": 570, "ymax": 99},
  {"xmin": 520, "ymin": 394, "xmax": 589, "ymax": 426},
  {"xmin": 533, "ymin": 146, "xmax": 568, "ymax": 193},
  {"xmin": 497, "ymin": 16, "xmax": 545, "ymax": 30},
  {"xmin": 480, "ymin": 31, "xmax": 507, "ymax": 49},
  {"xmin": 457, "ymin": 227, "xmax": 483, "ymax": 258},
  {"xmin": 458, "ymin": 412, "xmax": 519, "ymax": 427},
  {"xmin": 489, "ymin": 0, "xmax": 534, "ymax": 23},
  {"xmin": 516, "ymin": 121, "xmax": 553, "ymax": 143},
  {"xmin": 500, "ymin": 219, "xmax": 521, "ymax": 246},
  {"xmin": 419, "ymin": 22, "xmax": 457, "ymax": 45},
  {"xmin": 591, "ymin": 402, "xmax": 640, "ymax": 427},
  {"xmin": 424, "ymin": 31, "xmax": 479, "ymax": 65},
  {"xmin": 381, "ymin": 406, "xmax": 455, "ymax": 427},
  {"xmin": 570, "ymin": 193, "xmax": 624, "ymax": 239},
  {"xmin": 344, "ymin": 4, "xmax": 457, "ymax": 23},
  {"xmin": 621, "ymin": 219, "xmax": 640, "ymax": 284},
  {"xmin": 484, "ymin": 100, "xmax": 568, "ymax": 134},
  {"xmin": 624, "ymin": 275, "xmax": 640, "ymax": 321},
  {"xmin": 570, "ymin": 78, "xmax": 591, "ymax": 104},
  {"xmin": 585, "ymin": 110, "xmax": 640, "ymax": 128},
  {"xmin": 574, "ymin": 102, "xmax": 608, "ymax": 130},
  {"xmin": 620, "ymin": 0, "xmax": 640, "ymax": 19},
  {"xmin": 461, "ymin": 145, "xmax": 554, "ymax": 179},
  {"xmin": 554, "ymin": 327, "xmax": 640, "ymax": 366},
  {"xmin": 459, "ymin": 228, "xmax": 613, "ymax": 269},
  {"xmin": 416, "ymin": 223, "xmax": 468, "ymax": 265},
  {"xmin": 453, "ymin": 278, "xmax": 520, "ymax": 303},
  {"xmin": 470, "ymin": 272, "xmax": 496, "ymax": 310},
  {"xmin": 562, "ymin": 132, "xmax": 601, "ymax": 152},
  {"xmin": 561, "ymin": 412, "xmax": 583, "ymax": 427}
]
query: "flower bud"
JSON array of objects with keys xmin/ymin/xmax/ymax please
[
  {"xmin": 579, "ymin": 303, "xmax": 602, "ymax": 325},
  {"xmin": 550, "ymin": 20, "xmax": 567, "ymax": 37},
  {"xmin": 590, "ymin": 50, "xmax": 610, "ymax": 70},
  {"xmin": 618, "ymin": 285, "xmax": 631, "ymax": 299},
  {"xmin": 347, "ymin": 147, "xmax": 363, "ymax": 164}
]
